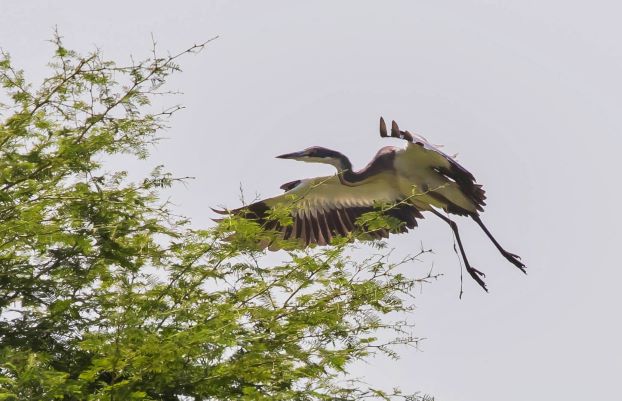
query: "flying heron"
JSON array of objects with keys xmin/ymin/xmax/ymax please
[{"xmin": 213, "ymin": 118, "xmax": 525, "ymax": 291}]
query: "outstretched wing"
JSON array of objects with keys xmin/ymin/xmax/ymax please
[
  {"xmin": 379, "ymin": 117, "xmax": 486, "ymax": 214},
  {"xmin": 213, "ymin": 174, "xmax": 423, "ymax": 247}
]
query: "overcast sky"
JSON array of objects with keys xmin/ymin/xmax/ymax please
[{"xmin": 2, "ymin": 1, "xmax": 621, "ymax": 400}]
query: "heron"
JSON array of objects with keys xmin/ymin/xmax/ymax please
[{"xmin": 213, "ymin": 118, "xmax": 525, "ymax": 291}]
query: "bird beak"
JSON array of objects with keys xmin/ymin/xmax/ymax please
[{"xmin": 276, "ymin": 151, "xmax": 306, "ymax": 159}]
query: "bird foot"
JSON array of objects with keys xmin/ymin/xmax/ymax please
[
  {"xmin": 503, "ymin": 251, "xmax": 527, "ymax": 274},
  {"xmin": 466, "ymin": 266, "xmax": 488, "ymax": 292}
]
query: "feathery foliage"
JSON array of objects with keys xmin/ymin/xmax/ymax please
[{"xmin": 0, "ymin": 34, "xmax": 435, "ymax": 401}]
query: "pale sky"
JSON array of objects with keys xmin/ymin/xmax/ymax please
[{"xmin": 2, "ymin": 1, "xmax": 621, "ymax": 400}]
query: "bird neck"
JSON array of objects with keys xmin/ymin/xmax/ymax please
[{"xmin": 333, "ymin": 155, "xmax": 362, "ymax": 186}]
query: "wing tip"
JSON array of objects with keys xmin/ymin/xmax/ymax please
[
  {"xmin": 391, "ymin": 120, "xmax": 400, "ymax": 138},
  {"xmin": 379, "ymin": 116, "xmax": 388, "ymax": 137},
  {"xmin": 280, "ymin": 179, "xmax": 302, "ymax": 192},
  {"xmin": 211, "ymin": 207, "xmax": 229, "ymax": 215}
]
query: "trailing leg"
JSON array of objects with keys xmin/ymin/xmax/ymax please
[
  {"xmin": 430, "ymin": 209, "xmax": 488, "ymax": 292},
  {"xmin": 471, "ymin": 214, "xmax": 526, "ymax": 274}
]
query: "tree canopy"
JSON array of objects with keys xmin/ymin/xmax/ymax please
[{"xmin": 0, "ymin": 34, "xmax": 435, "ymax": 401}]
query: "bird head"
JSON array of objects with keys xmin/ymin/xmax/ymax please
[{"xmin": 276, "ymin": 146, "xmax": 348, "ymax": 169}]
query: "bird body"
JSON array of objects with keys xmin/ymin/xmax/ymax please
[
  {"xmin": 214, "ymin": 117, "xmax": 525, "ymax": 291},
  {"xmin": 392, "ymin": 141, "xmax": 483, "ymax": 214}
]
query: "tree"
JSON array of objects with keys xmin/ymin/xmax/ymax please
[{"xmin": 0, "ymin": 34, "xmax": 435, "ymax": 401}]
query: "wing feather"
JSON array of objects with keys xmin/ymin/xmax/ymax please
[
  {"xmin": 218, "ymin": 175, "xmax": 423, "ymax": 248},
  {"xmin": 317, "ymin": 211, "xmax": 332, "ymax": 244}
]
